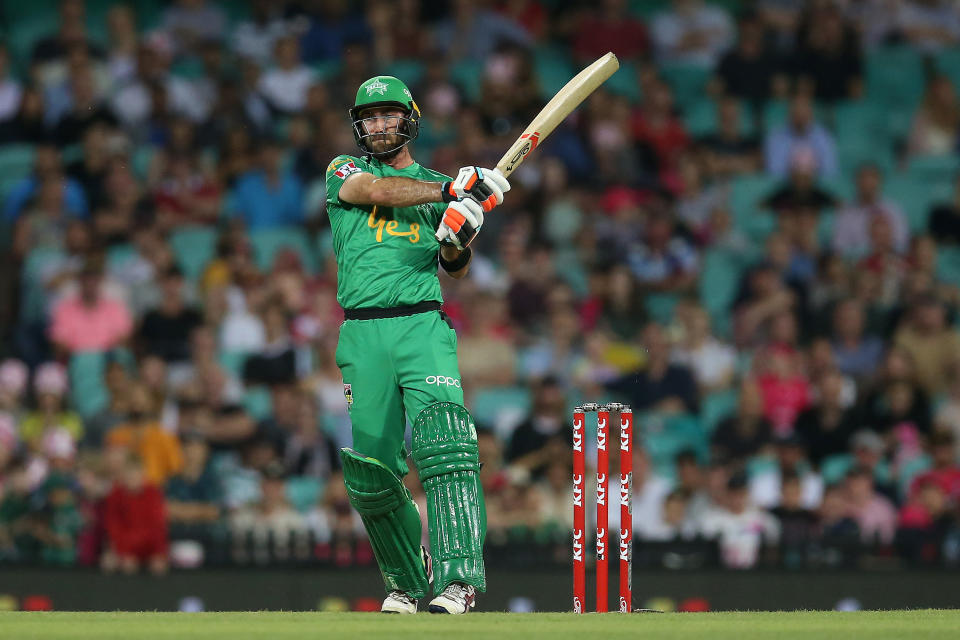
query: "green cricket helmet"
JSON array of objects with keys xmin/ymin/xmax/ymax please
[{"xmin": 349, "ymin": 75, "xmax": 421, "ymax": 158}]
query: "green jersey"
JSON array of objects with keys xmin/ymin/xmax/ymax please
[{"xmin": 325, "ymin": 154, "xmax": 450, "ymax": 310}]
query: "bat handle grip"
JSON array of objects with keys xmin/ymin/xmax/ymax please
[{"xmin": 493, "ymin": 167, "xmax": 511, "ymax": 192}]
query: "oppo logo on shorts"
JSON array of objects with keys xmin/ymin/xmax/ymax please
[{"xmin": 425, "ymin": 375, "xmax": 461, "ymax": 387}]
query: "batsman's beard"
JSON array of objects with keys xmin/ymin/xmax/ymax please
[{"xmin": 366, "ymin": 132, "xmax": 405, "ymax": 159}]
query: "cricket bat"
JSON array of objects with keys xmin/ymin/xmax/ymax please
[{"xmin": 495, "ymin": 52, "xmax": 620, "ymax": 179}]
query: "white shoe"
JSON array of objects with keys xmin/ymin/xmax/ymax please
[
  {"xmin": 428, "ymin": 582, "xmax": 476, "ymax": 614},
  {"xmin": 381, "ymin": 590, "xmax": 418, "ymax": 614}
]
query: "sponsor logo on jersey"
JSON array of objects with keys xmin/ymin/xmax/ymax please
[
  {"xmin": 368, "ymin": 209, "xmax": 420, "ymax": 244},
  {"xmin": 425, "ymin": 375, "xmax": 461, "ymax": 387},
  {"xmin": 343, "ymin": 383, "xmax": 354, "ymax": 407},
  {"xmin": 335, "ymin": 160, "xmax": 361, "ymax": 179},
  {"xmin": 366, "ymin": 80, "xmax": 389, "ymax": 96}
]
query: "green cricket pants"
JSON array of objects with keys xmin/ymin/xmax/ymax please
[{"xmin": 336, "ymin": 309, "xmax": 463, "ymax": 479}]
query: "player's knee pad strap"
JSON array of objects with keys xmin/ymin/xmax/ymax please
[
  {"xmin": 411, "ymin": 402, "xmax": 486, "ymax": 592},
  {"xmin": 340, "ymin": 448, "xmax": 430, "ymax": 599}
]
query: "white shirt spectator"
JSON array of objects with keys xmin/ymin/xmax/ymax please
[
  {"xmin": 233, "ymin": 18, "xmax": 288, "ymax": 65},
  {"xmin": 897, "ymin": 0, "xmax": 960, "ymax": 53},
  {"xmin": 699, "ymin": 504, "xmax": 781, "ymax": 568},
  {"xmin": 650, "ymin": 0, "xmax": 734, "ymax": 67},
  {"xmin": 749, "ymin": 468, "xmax": 824, "ymax": 509},
  {"xmin": 258, "ymin": 66, "xmax": 316, "ymax": 114},
  {"xmin": 832, "ymin": 199, "xmax": 910, "ymax": 259},
  {"xmin": 0, "ymin": 75, "xmax": 21, "ymax": 122},
  {"xmin": 163, "ymin": 0, "xmax": 227, "ymax": 55},
  {"xmin": 220, "ymin": 287, "xmax": 266, "ymax": 353},
  {"xmin": 672, "ymin": 338, "xmax": 737, "ymax": 390}
]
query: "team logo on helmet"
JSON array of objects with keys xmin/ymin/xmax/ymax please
[
  {"xmin": 403, "ymin": 88, "xmax": 412, "ymax": 99},
  {"xmin": 366, "ymin": 80, "xmax": 389, "ymax": 96}
]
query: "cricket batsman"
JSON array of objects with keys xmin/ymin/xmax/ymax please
[{"xmin": 325, "ymin": 75, "xmax": 510, "ymax": 614}]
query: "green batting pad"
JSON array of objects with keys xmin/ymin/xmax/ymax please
[
  {"xmin": 340, "ymin": 449, "xmax": 430, "ymax": 599},
  {"xmin": 411, "ymin": 403, "xmax": 486, "ymax": 593}
]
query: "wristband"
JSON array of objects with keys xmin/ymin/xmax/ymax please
[
  {"xmin": 439, "ymin": 246, "xmax": 472, "ymax": 272},
  {"xmin": 440, "ymin": 181, "xmax": 457, "ymax": 203}
]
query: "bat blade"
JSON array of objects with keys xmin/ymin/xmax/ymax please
[{"xmin": 495, "ymin": 52, "xmax": 620, "ymax": 178}]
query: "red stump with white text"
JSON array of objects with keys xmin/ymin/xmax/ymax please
[{"xmin": 572, "ymin": 408, "xmax": 586, "ymax": 613}]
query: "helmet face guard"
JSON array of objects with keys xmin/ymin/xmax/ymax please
[
  {"xmin": 350, "ymin": 76, "xmax": 421, "ymax": 159},
  {"xmin": 349, "ymin": 103, "xmax": 420, "ymax": 159}
]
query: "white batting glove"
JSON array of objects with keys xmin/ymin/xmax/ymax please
[
  {"xmin": 441, "ymin": 167, "xmax": 512, "ymax": 211},
  {"xmin": 436, "ymin": 197, "xmax": 484, "ymax": 249}
]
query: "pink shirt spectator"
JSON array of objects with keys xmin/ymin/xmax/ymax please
[
  {"xmin": 757, "ymin": 373, "xmax": 811, "ymax": 436},
  {"xmin": 50, "ymin": 294, "xmax": 133, "ymax": 352},
  {"xmin": 851, "ymin": 494, "xmax": 898, "ymax": 545}
]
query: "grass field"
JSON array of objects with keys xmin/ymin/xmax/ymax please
[{"xmin": 1, "ymin": 610, "xmax": 958, "ymax": 639}]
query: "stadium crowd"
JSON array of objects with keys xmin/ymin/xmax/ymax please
[{"xmin": 2, "ymin": 0, "xmax": 960, "ymax": 574}]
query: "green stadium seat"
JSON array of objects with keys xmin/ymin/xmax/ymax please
[
  {"xmin": 644, "ymin": 292, "xmax": 679, "ymax": 325},
  {"xmin": 934, "ymin": 47, "xmax": 960, "ymax": 91},
  {"xmin": 0, "ymin": 144, "xmax": 36, "ymax": 181},
  {"xmin": 729, "ymin": 173, "xmax": 778, "ymax": 240},
  {"xmin": 627, "ymin": 0, "xmax": 670, "ymax": 18},
  {"xmin": 698, "ymin": 248, "xmax": 745, "ymax": 338},
  {"xmin": 866, "ymin": 47, "xmax": 925, "ymax": 109},
  {"xmin": 638, "ymin": 412, "xmax": 707, "ymax": 476},
  {"xmin": 105, "ymin": 243, "xmax": 138, "ymax": 273},
  {"xmin": 604, "ymin": 60, "xmax": 641, "ymax": 104},
  {"xmin": 450, "ymin": 60, "xmax": 484, "ymax": 102},
  {"xmin": 69, "ymin": 351, "xmax": 109, "ymax": 419},
  {"xmin": 906, "ymin": 154, "xmax": 960, "ymax": 184},
  {"xmin": 885, "ymin": 175, "xmax": 953, "ymax": 233},
  {"xmin": 243, "ymin": 385, "xmax": 273, "ymax": 421},
  {"xmin": 660, "ymin": 63, "xmax": 711, "ymax": 111},
  {"xmin": 385, "ymin": 59, "xmax": 426, "ymax": 87},
  {"xmin": 250, "ymin": 227, "xmax": 316, "ymax": 273},
  {"xmin": 533, "ymin": 46, "xmax": 576, "ymax": 101},
  {"xmin": 218, "ymin": 351, "xmax": 249, "ymax": 380},
  {"xmin": 169, "ymin": 226, "xmax": 218, "ymax": 281},
  {"xmin": 286, "ymin": 476, "xmax": 323, "ymax": 512},
  {"xmin": 700, "ymin": 389, "xmax": 737, "ymax": 434},
  {"xmin": 470, "ymin": 386, "xmax": 531, "ymax": 441},
  {"xmin": 937, "ymin": 246, "xmax": 960, "ymax": 286},
  {"xmin": 20, "ymin": 246, "xmax": 65, "ymax": 323},
  {"xmin": 683, "ymin": 99, "xmax": 754, "ymax": 138},
  {"xmin": 131, "ymin": 146, "xmax": 154, "ymax": 180}
]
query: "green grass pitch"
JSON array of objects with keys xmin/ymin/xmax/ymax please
[{"xmin": 0, "ymin": 610, "xmax": 958, "ymax": 639}]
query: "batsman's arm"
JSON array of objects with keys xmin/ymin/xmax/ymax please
[
  {"xmin": 439, "ymin": 244, "xmax": 471, "ymax": 279},
  {"xmin": 339, "ymin": 172, "xmax": 444, "ymax": 207}
]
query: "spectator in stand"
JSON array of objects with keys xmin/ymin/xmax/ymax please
[
  {"xmin": 771, "ymin": 471, "xmax": 818, "ymax": 561},
  {"xmin": 609, "ymin": 322, "xmax": 699, "ymax": 414},
  {"xmin": 52, "ymin": 66, "xmax": 118, "ymax": 147},
  {"xmin": 32, "ymin": 0, "xmax": 103, "ymax": 67},
  {"xmin": 19, "ymin": 363, "xmax": 83, "ymax": 452},
  {"xmin": 572, "ymin": 0, "xmax": 649, "ymax": 62},
  {"xmin": 231, "ymin": 138, "xmax": 304, "ymax": 230},
  {"xmin": 137, "ymin": 267, "xmax": 203, "ymax": 366},
  {"xmin": 845, "ymin": 465, "xmax": 897, "ymax": 546},
  {"xmin": 712, "ymin": 379, "xmax": 773, "ymax": 462},
  {"xmin": 817, "ymin": 482, "xmax": 860, "ymax": 546},
  {"xmin": 12, "ymin": 175, "xmax": 78, "ymax": 260},
  {"xmin": 49, "ymin": 259, "xmax": 133, "ymax": 356},
  {"xmin": 457, "ymin": 290, "xmax": 518, "ymax": 391},
  {"xmin": 830, "ymin": 299, "xmax": 885, "ymax": 383},
  {"xmin": 627, "ymin": 212, "xmax": 698, "ymax": 294},
  {"xmin": 631, "ymin": 79, "xmax": 690, "ymax": 178},
  {"xmin": 700, "ymin": 473, "xmax": 780, "ymax": 569},
  {"xmin": 699, "ymin": 98, "xmax": 763, "ymax": 179},
  {"xmin": 161, "ymin": 0, "xmax": 227, "ymax": 57},
  {"xmin": 671, "ymin": 306, "xmax": 736, "ymax": 392},
  {"xmin": 754, "ymin": 344, "xmax": 811, "ymax": 436},
  {"xmin": 232, "ymin": 0, "xmax": 288, "ymax": 65},
  {"xmin": 639, "ymin": 488, "xmax": 697, "ymax": 541},
  {"xmin": 897, "ymin": 0, "xmax": 960, "ymax": 53},
  {"xmin": 794, "ymin": 369, "xmax": 860, "ymax": 467},
  {"xmin": 858, "ymin": 216, "xmax": 909, "ymax": 306},
  {"xmin": 430, "ymin": 0, "xmax": 531, "ymax": 62},
  {"xmin": 102, "ymin": 454, "xmax": 169, "ymax": 575},
  {"xmin": 713, "ymin": 12, "xmax": 786, "ymax": 107},
  {"xmin": 506, "ymin": 376, "xmax": 571, "ymax": 478},
  {"xmin": 750, "ymin": 433, "xmax": 824, "ymax": 509},
  {"xmin": 0, "ymin": 45, "xmax": 22, "ymax": 128},
  {"xmin": 928, "ymin": 173, "xmax": 960, "ymax": 244},
  {"xmin": 896, "ymin": 475, "xmax": 953, "ymax": 564},
  {"xmin": 833, "ymin": 165, "xmax": 909, "ymax": 260},
  {"xmin": 151, "ymin": 152, "xmax": 222, "ymax": 229},
  {"xmin": 650, "ymin": 0, "xmax": 734, "ymax": 67},
  {"xmin": 165, "ymin": 433, "xmax": 221, "ymax": 535},
  {"xmin": 790, "ymin": 4, "xmax": 863, "ymax": 102},
  {"xmin": 4, "ymin": 144, "xmax": 88, "ymax": 224},
  {"xmin": 105, "ymin": 383, "xmax": 183, "ymax": 486},
  {"xmin": 910, "ymin": 432, "xmax": 960, "ymax": 501},
  {"xmin": 908, "ymin": 74, "xmax": 960, "ymax": 157},
  {"xmin": 66, "ymin": 124, "xmax": 111, "ymax": 212},
  {"xmin": 893, "ymin": 295, "xmax": 960, "ymax": 396},
  {"xmin": 733, "ymin": 263, "xmax": 797, "ymax": 349},
  {"xmin": 934, "ymin": 369, "xmax": 960, "ymax": 459},
  {"xmin": 764, "ymin": 93, "xmax": 838, "ymax": 178},
  {"xmin": 258, "ymin": 36, "xmax": 316, "ymax": 115},
  {"xmin": 230, "ymin": 462, "xmax": 308, "ymax": 563}
]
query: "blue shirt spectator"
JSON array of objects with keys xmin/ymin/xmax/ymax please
[
  {"xmin": 764, "ymin": 95, "xmax": 838, "ymax": 178},
  {"xmin": 4, "ymin": 175, "xmax": 88, "ymax": 222},
  {"xmin": 231, "ymin": 143, "xmax": 304, "ymax": 230}
]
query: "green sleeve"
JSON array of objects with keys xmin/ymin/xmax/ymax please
[{"xmin": 325, "ymin": 155, "xmax": 369, "ymax": 209}]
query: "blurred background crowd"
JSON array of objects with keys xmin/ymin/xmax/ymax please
[{"xmin": 2, "ymin": 0, "xmax": 960, "ymax": 576}]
